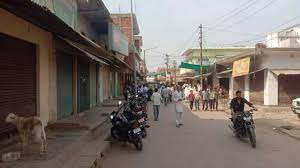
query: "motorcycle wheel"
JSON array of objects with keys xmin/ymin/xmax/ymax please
[
  {"xmin": 248, "ymin": 127, "xmax": 256, "ymax": 148},
  {"xmin": 111, "ymin": 127, "xmax": 121, "ymax": 141},
  {"xmin": 142, "ymin": 129, "xmax": 147, "ymax": 138},
  {"xmin": 134, "ymin": 138, "xmax": 143, "ymax": 151}
]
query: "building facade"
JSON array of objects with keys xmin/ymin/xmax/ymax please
[
  {"xmin": 0, "ymin": 0, "xmax": 137, "ymax": 137},
  {"xmin": 180, "ymin": 48, "xmax": 252, "ymax": 75},
  {"xmin": 267, "ymin": 24, "xmax": 300, "ymax": 48},
  {"xmin": 216, "ymin": 45, "xmax": 300, "ymax": 106}
]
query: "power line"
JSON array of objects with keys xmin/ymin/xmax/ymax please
[
  {"xmin": 206, "ymin": 15, "xmax": 300, "ymax": 47},
  {"xmin": 207, "ymin": 0, "xmax": 260, "ymax": 31},
  {"xmin": 172, "ymin": 27, "xmax": 199, "ymax": 54},
  {"xmin": 223, "ymin": 0, "xmax": 279, "ymax": 29},
  {"xmin": 206, "ymin": 0, "xmax": 256, "ymax": 27}
]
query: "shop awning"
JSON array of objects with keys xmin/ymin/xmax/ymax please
[
  {"xmin": 193, "ymin": 73, "xmax": 212, "ymax": 79},
  {"xmin": 179, "ymin": 62, "xmax": 209, "ymax": 70},
  {"xmin": 1, "ymin": 0, "xmax": 110, "ymax": 57},
  {"xmin": 271, "ymin": 70, "xmax": 300, "ymax": 75},
  {"xmin": 216, "ymin": 70, "xmax": 232, "ymax": 78},
  {"xmin": 62, "ymin": 38, "xmax": 110, "ymax": 65}
]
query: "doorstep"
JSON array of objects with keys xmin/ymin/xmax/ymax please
[{"xmin": 49, "ymin": 105, "xmax": 119, "ymax": 131}]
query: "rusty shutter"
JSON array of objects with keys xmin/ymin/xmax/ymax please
[{"xmin": 0, "ymin": 33, "xmax": 36, "ymax": 136}]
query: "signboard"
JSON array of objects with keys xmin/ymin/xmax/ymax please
[
  {"xmin": 232, "ymin": 57, "xmax": 250, "ymax": 77},
  {"xmin": 108, "ymin": 23, "xmax": 129, "ymax": 56}
]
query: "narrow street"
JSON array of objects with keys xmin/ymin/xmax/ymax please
[{"xmin": 103, "ymin": 102, "xmax": 300, "ymax": 168}]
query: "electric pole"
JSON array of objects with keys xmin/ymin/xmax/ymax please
[
  {"xmin": 130, "ymin": 0, "xmax": 137, "ymax": 94},
  {"xmin": 165, "ymin": 54, "xmax": 170, "ymax": 83},
  {"xmin": 173, "ymin": 60, "xmax": 177, "ymax": 85},
  {"xmin": 199, "ymin": 24, "xmax": 203, "ymax": 89}
]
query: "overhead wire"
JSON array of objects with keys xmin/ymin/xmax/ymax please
[
  {"xmin": 207, "ymin": 0, "xmax": 260, "ymax": 31},
  {"xmin": 223, "ymin": 0, "xmax": 279, "ymax": 30},
  {"xmin": 206, "ymin": 0, "xmax": 256, "ymax": 27},
  {"xmin": 217, "ymin": 15, "xmax": 300, "ymax": 46},
  {"xmin": 171, "ymin": 27, "xmax": 199, "ymax": 54}
]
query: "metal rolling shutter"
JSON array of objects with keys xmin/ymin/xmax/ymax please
[
  {"xmin": 0, "ymin": 34, "xmax": 36, "ymax": 136},
  {"xmin": 57, "ymin": 52, "xmax": 73, "ymax": 119}
]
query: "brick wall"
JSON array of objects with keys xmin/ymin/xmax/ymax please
[{"xmin": 111, "ymin": 15, "xmax": 133, "ymax": 43}]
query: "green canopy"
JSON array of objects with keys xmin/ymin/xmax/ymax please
[
  {"xmin": 148, "ymin": 72, "xmax": 167, "ymax": 77},
  {"xmin": 179, "ymin": 62, "xmax": 209, "ymax": 70}
]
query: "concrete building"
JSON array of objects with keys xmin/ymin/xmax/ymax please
[
  {"xmin": 216, "ymin": 44, "xmax": 300, "ymax": 106},
  {"xmin": 0, "ymin": 0, "xmax": 133, "ymax": 137},
  {"xmin": 180, "ymin": 47, "xmax": 252, "ymax": 75},
  {"xmin": 110, "ymin": 13, "xmax": 145, "ymax": 81},
  {"xmin": 267, "ymin": 24, "xmax": 300, "ymax": 48}
]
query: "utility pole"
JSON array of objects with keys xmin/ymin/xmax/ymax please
[
  {"xmin": 173, "ymin": 60, "xmax": 177, "ymax": 85},
  {"xmin": 130, "ymin": 0, "xmax": 137, "ymax": 94},
  {"xmin": 199, "ymin": 24, "xmax": 203, "ymax": 89},
  {"xmin": 165, "ymin": 54, "xmax": 170, "ymax": 83}
]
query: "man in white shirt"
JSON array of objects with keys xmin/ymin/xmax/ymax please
[
  {"xmin": 162, "ymin": 86, "xmax": 170, "ymax": 106},
  {"xmin": 173, "ymin": 86, "xmax": 184, "ymax": 127},
  {"xmin": 151, "ymin": 88, "xmax": 162, "ymax": 121}
]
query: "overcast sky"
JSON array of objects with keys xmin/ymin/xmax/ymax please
[{"xmin": 103, "ymin": 0, "xmax": 300, "ymax": 71}]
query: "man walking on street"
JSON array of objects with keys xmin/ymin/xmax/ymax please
[
  {"xmin": 194, "ymin": 89, "xmax": 201, "ymax": 111},
  {"xmin": 151, "ymin": 88, "xmax": 162, "ymax": 121},
  {"xmin": 202, "ymin": 88, "xmax": 209, "ymax": 111},
  {"xmin": 162, "ymin": 85, "xmax": 170, "ymax": 106},
  {"xmin": 188, "ymin": 90, "xmax": 195, "ymax": 110},
  {"xmin": 173, "ymin": 86, "xmax": 184, "ymax": 127},
  {"xmin": 209, "ymin": 87, "xmax": 215, "ymax": 111},
  {"xmin": 214, "ymin": 86, "xmax": 220, "ymax": 111}
]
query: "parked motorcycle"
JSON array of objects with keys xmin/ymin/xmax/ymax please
[
  {"xmin": 123, "ymin": 100, "xmax": 149, "ymax": 138},
  {"xmin": 110, "ymin": 101, "xmax": 144, "ymax": 151},
  {"xmin": 229, "ymin": 108, "xmax": 257, "ymax": 148}
]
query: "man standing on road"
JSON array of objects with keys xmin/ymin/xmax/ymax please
[
  {"xmin": 188, "ymin": 90, "xmax": 195, "ymax": 110},
  {"xmin": 173, "ymin": 86, "xmax": 184, "ymax": 127},
  {"xmin": 209, "ymin": 87, "xmax": 215, "ymax": 111},
  {"xmin": 202, "ymin": 88, "xmax": 209, "ymax": 111},
  {"xmin": 151, "ymin": 88, "xmax": 162, "ymax": 121},
  {"xmin": 194, "ymin": 88, "xmax": 201, "ymax": 111},
  {"xmin": 162, "ymin": 85, "xmax": 170, "ymax": 106}
]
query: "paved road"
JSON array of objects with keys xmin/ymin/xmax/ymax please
[{"xmin": 103, "ymin": 102, "xmax": 300, "ymax": 168}]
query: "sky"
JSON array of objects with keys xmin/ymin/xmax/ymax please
[{"xmin": 103, "ymin": 0, "xmax": 300, "ymax": 71}]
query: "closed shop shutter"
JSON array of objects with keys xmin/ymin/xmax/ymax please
[
  {"xmin": 56, "ymin": 52, "xmax": 73, "ymax": 119},
  {"xmin": 90, "ymin": 62, "xmax": 97, "ymax": 107},
  {"xmin": 250, "ymin": 71, "xmax": 264, "ymax": 104},
  {"xmin": 279, "ymin": 75, "xmax": 300, "ymax": 105},
  {"xmin": 0, "ymin": 34, "xmax": 36, "ymax": 136},
  {"xmin": 102, "ymin": 67, "xmax": 109, "ymax": 100},
  {"xmin": 77, "ymin": 57, "xmax": 90, "ymax": 112}
]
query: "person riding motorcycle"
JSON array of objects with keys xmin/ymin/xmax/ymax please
[{"xmin": 230, "ymin": 90, "xmax": 256, "ymax": 129}]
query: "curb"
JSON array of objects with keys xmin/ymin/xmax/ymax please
[{"xmin": 276, "ymin": 128, "xmax": 300, "ymax": 141}]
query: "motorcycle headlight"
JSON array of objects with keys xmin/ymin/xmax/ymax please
[
  {"xmin": 243, "ymin": 116, "xmax": 252, "ymax": 122},
  {"xmin": 110, "ymin": 115, "xmax": 114, "ymax": 120}
]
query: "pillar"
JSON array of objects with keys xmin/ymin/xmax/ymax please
[
  {"xmin": 244, "ymin": 75, "xmax": 250, "ymax": 101},
  {"xmin": 229, "ymin": 75, "xmax": 234, "ymax": 99},
  {"xmin": 264, "ymin": 70, "xmax": 278, "ymax": 105}
]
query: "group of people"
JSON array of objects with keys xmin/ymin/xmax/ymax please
[
  {"xmin": 150, "ymin": 83, "xmax": 255, "ymax": 130},
  {"xmin": 151, "ymin": 85, "xmax": 184, "ymax": 127},
  {"xmin": 186, "ymin": 85, "xmax": 223, "ymax": 111}
]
